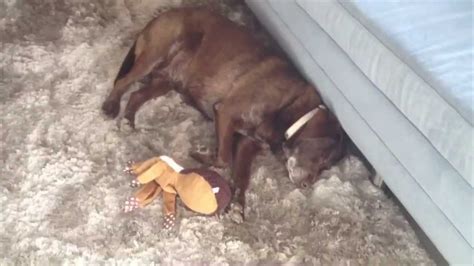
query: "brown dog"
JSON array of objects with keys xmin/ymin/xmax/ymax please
[{"xmin": 102, "ymin": 7, "xmax": 345, "ymax": 218}]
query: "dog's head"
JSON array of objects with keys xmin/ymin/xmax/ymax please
[{"xmin": 282, "ymin": 108, "xmax": 345, "ymax": 188}]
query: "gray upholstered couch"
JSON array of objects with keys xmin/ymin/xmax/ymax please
[{"xmin": 246, "ymin": 0, "xmax": 473, "ymax": 264}]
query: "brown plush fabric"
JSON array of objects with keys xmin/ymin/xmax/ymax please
[
  {"xmin": 181, "ymin": 168, "xmax": 232, "ymax": 214},
  {"xmin": 173, "ymin": 171, "xmax": 218, "ymax": 215}
]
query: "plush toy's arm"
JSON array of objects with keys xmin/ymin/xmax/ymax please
[
  {"xmin": 127, "ymin": 158, "xmax": 178, "ymax": 190},
  {"xmin": 123, "ymin": 158, "xmax": 165, "ymax": 213},
  {"xmin": 127, "ymin": 157, "xmax": 161, "ymax": 175},
  {"xmin": 174, "ymin": 172, "xmax": 218, "ymax": 215},
  {"xmin": 131, "ymin": 159, "xmax": 167, "ymax": 184}
]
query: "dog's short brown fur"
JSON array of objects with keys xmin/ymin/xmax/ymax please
[{"xmin": 102, "ymin": 8, "xmax": 345, "ymax": 216}]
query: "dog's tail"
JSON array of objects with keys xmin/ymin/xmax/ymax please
[{"xmin": 114, "ymin": 41, "xmax": 137, "ymax": 86}]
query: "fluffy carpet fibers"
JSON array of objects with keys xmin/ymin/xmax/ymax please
[{"xmin": 0, "ymin": 0, "xmax": 434, "ymax": 264}]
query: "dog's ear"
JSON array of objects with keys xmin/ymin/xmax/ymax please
[
  {"xmin": 323, "ymin": 132, "xmax": 346, "ymax": 164},
  {"xmin": 311, "ymin": 137, "xmax": 336, "ymax": 149},
  {"xmin": 298, "ymin": 137, "xmax": 336, "ymax": 152},
  {"xmin": 298, "ymin": 136, "xmax": 345, "ymax": 164}
]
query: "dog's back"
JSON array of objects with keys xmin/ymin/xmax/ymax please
[
  {"xmin": 140, "ymin": 8, "xmax": 271, "ymax": 115},
  {"xmin": 110, "ymin": 7, "xmax": 318, "ymax": 124}
]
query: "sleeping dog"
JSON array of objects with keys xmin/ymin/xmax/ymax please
[{"xmin": 102, "ymin": 7, "xmax": 345, "ymax": 219}]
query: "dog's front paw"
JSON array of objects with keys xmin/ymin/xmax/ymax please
[
  {"xmin": 102, "ymin": 100, "xmax": 120, "ymax": 118},
  {"xmin": 190, "ymin": 149, "xmax": 227, "ymax": 169},
  {"xmin": 119, "ymin": 117, "xmax": 135, "ymax": 133},
  {"xmin": 123, "ymin": 112, "xmax": 136, "ymax": 130},
  {"xmin": 213, "ymin": 158, "xmax": 228, "ymax": 169},
  {"xmin": 227, "ymin": 203, "xmax": 244, "ymax": 224},
  {"xmin": 190, "ymin": 149, "xmax": 215, "ymax": 166}
]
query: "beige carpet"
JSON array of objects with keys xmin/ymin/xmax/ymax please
[{"xmin": 0, "ymin": 0, "xmax": 433, "ymax": 264}]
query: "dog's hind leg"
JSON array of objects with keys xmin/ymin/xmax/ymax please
[
  {"xmin": 102, "ymin": 48, "xmax": 163, "ymax": 118},
  {"xmin": 123, "ymin": 78, "xmax": 173, "ymax": 128},
  {"xmin": 102, "ymin": 13, "xmax": 189, "ymax": 118},
  {"xmin": 114, "ymin": 41, "xmax": 137, "ymax": 86}
]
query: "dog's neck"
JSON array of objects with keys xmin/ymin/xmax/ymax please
[
  {"xmin": 284, "ymin": 104, "xmax": 326, "ymax": 140},
  {"xmin": 278, "ymin": 86, "xmax": 323, "ymax": 135}
]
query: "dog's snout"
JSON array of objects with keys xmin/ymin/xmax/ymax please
[
  {"xmin": 300, "ymin": 174, "xmax": 316, "ymax": 189},
  {"xmin": 286, "ymin": 157, "xmax": 309, "ymax": 185},
  {"xmin": 287, "ymin": 156, "xmax": 296, "ymax": 168}
]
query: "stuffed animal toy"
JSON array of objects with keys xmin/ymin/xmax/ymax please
[{"xmin": 122, "ymin": 156, "xmax": 231, "ymax": 230}]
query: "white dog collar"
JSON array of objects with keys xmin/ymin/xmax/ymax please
[{"xmin": 284, "ymin": 105, "xmax": 326, "ymax": 140}]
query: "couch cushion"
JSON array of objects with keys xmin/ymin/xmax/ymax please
[{"xmin": 340, "ymin": 0, "xmax": 473, "ymax": 125}]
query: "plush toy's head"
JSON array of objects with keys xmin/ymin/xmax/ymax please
[{"xmin": 180, "ymin": 168, "xmax": 232, "ymax": 214}]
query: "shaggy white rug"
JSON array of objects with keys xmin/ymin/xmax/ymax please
[{"xmin": 0, "ymin": 0, "xmax": 434, "ymax": 264}]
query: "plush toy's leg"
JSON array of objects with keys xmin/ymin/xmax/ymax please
[
  {"xmin": 124, "ymin": 157, "xmax": 161, "ymax": 176},
  {"xmin": 135, "ymin": 182, "xmax": 163, "ymax": 207},
  {"xmin": 162, "ymin": 191, "xmax": 177, "ymax": 230},
  {"xmin": 135, "ymin": 162, "xmax": 168, "ymax": 184},
  {"xmin": 124, "ymin": 158, "xmax": 168, "ymax": 184},
  {"xmin": 123, "ymin": 182, "xmax": 162, "ymax": 212},
  {"xmin": 123, "ymin": 197, "xmax": 139, "ymax": 213}
]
